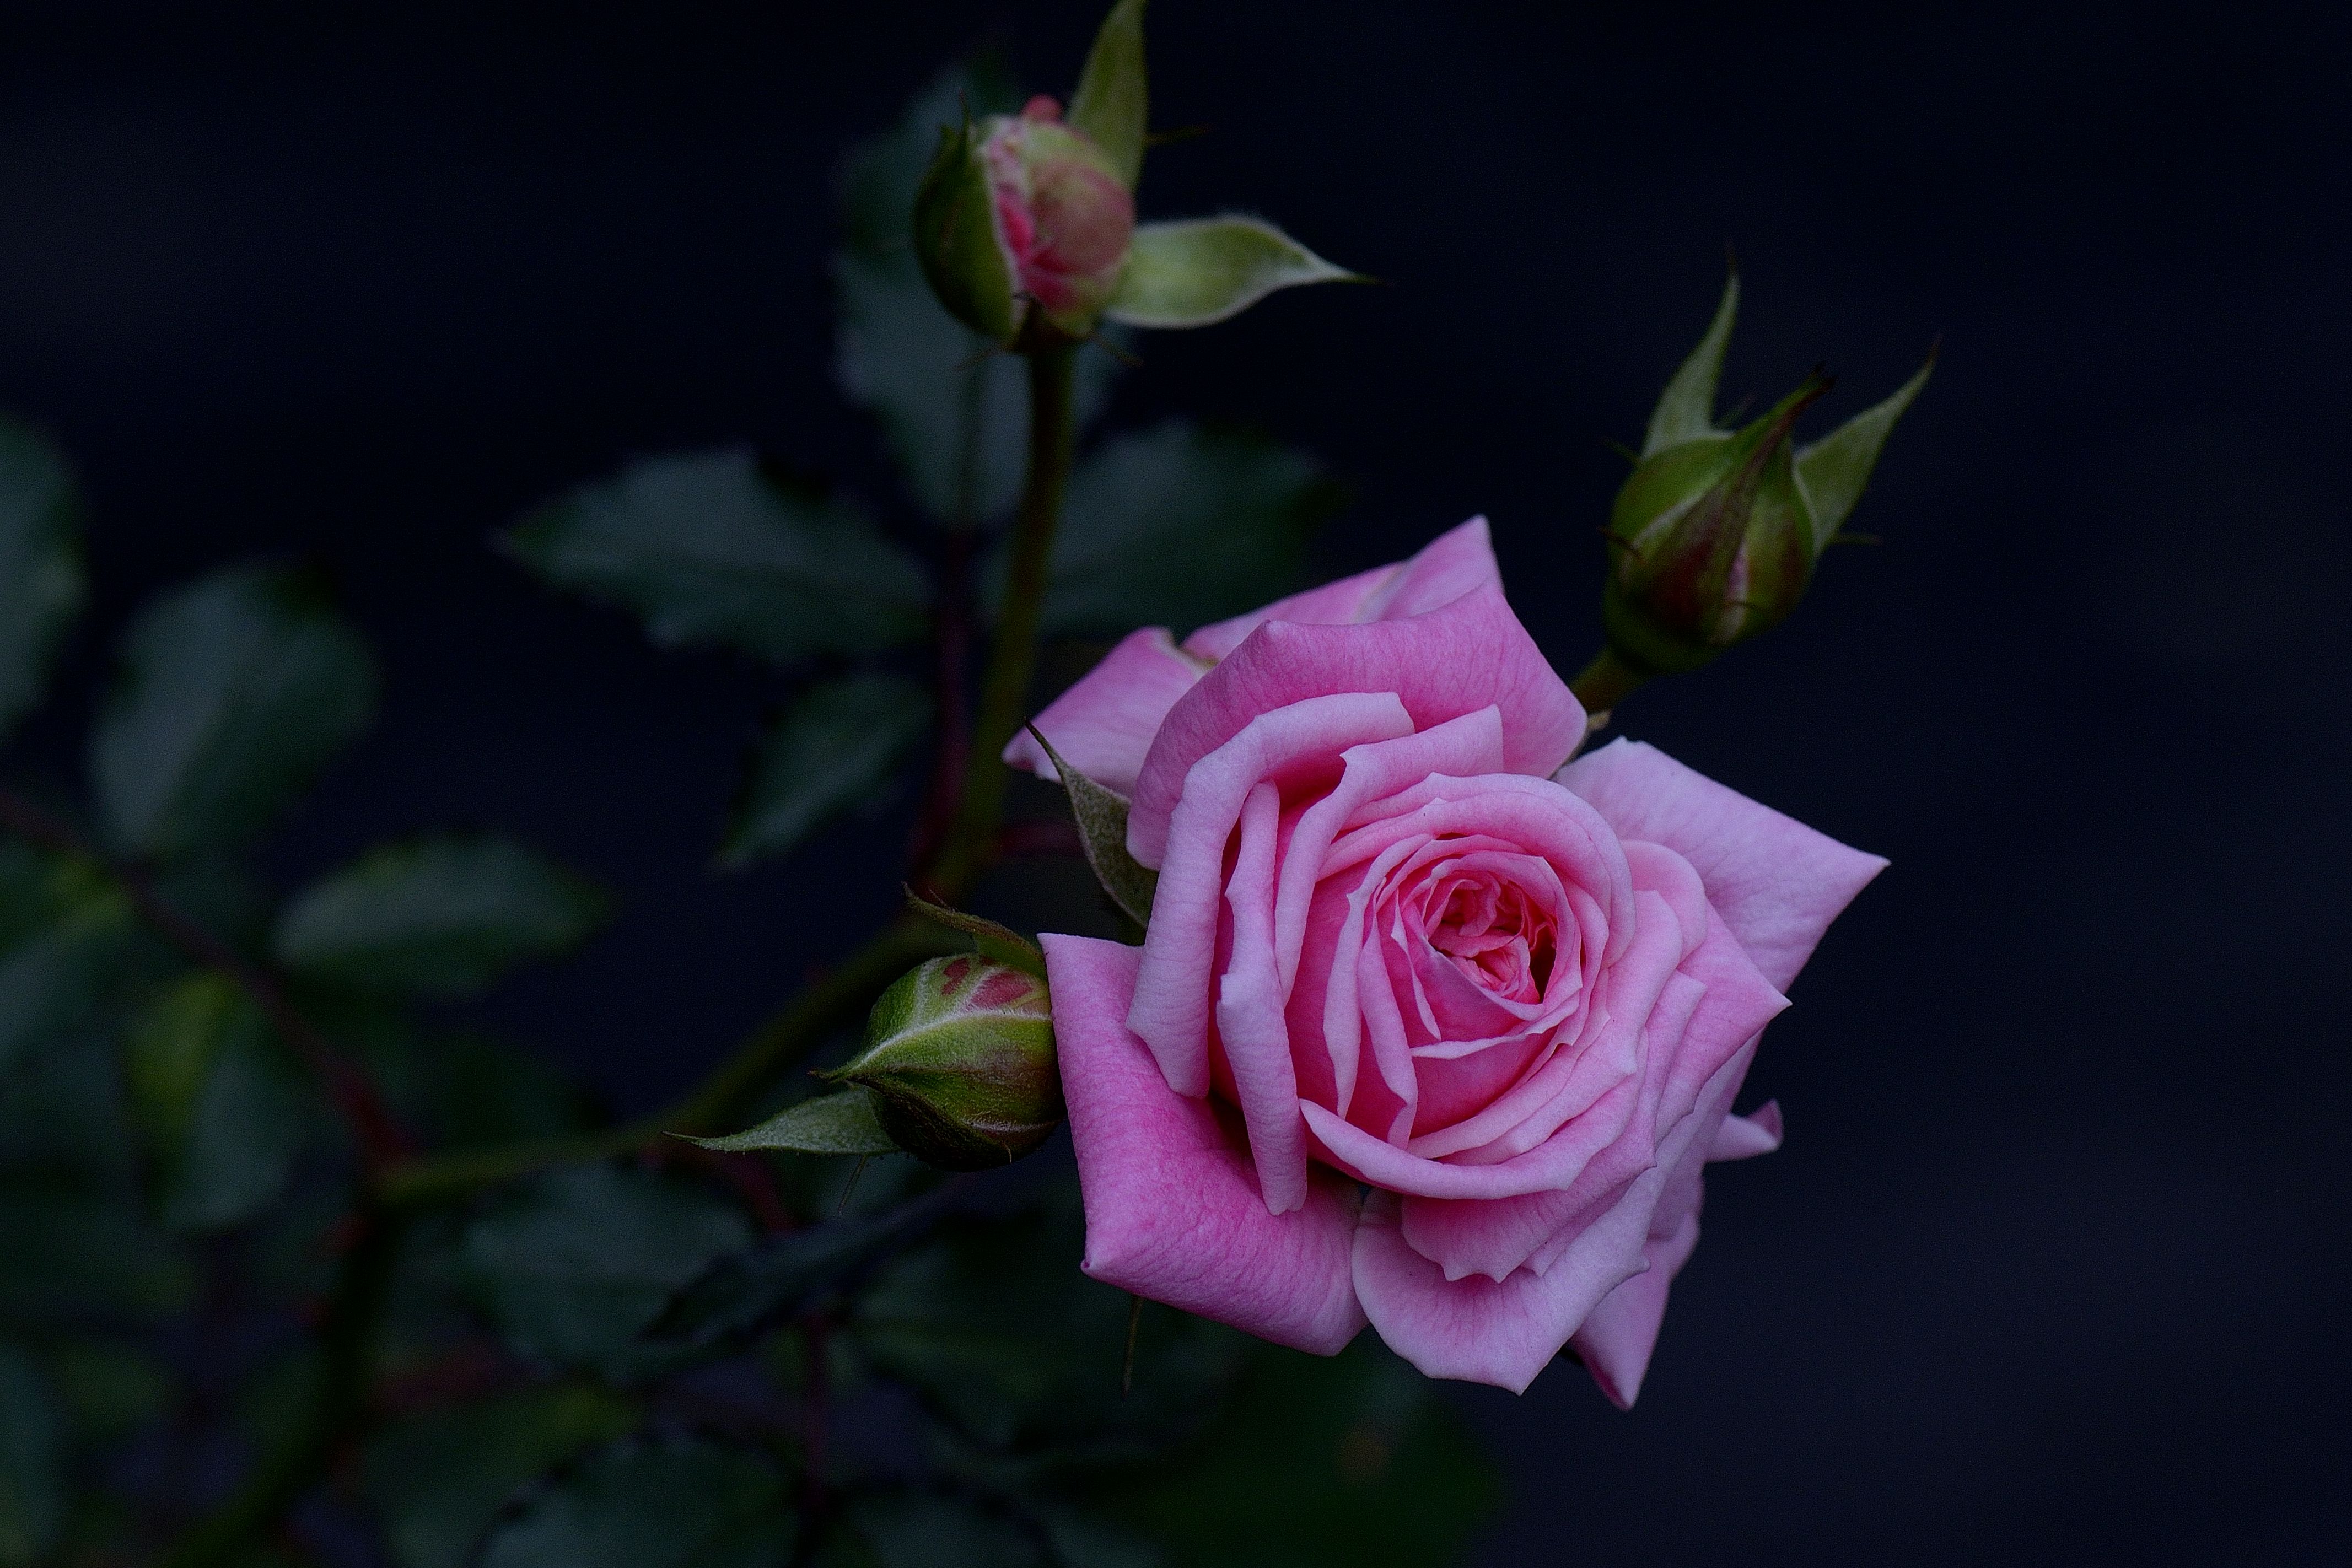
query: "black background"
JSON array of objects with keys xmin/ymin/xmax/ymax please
[{"xmin": 4, "ymin": 1, "xmax": 2347, "ymax": 1561}]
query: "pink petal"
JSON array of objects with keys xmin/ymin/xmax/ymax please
[
  {"xmin": 1557, "ymin": 740, "xmax": 1887, "ymax": 992},
  {"xmin": 1003, "ymin": 627, "xmax": 1208, "ymax": 798},
  {"xmin": 1568, "ymin": 1208, "xmax": 1700, "ymax": 1409},
  {"xmin": 1352, "ymin": 1190, "xmax": 1643, "ymax": 1393},
  {"xmin": 1214, "ymin": 782, "xmax": 1310, "ymax": 1214},
  {"xmin": 1131, "ymin": 585, "xmax": 1585, "ymax": 865},
  {"xmin": 1181, "ymin": 516, "xmax": 1501, "ymax": 661},
  {"xmin": 1127, "ymin": 693, "xmax": 1414, "ymax": 1097},
  {"xmin": 1043, "ymin": 934, "xmax": 1365, "ymax": 1356},
  {"xmin": 1710, "ymin": 1101, "xmax": 1783, "ymax": 1160}
]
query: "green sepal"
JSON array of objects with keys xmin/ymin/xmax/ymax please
[
  {"xmin": 827, "ymin": 955, "xmax": 1061, "ymax": 1171},
  {"xmin": 1068, "ymin": 0, "xmax": 1149, "ymax": 190},
  {"xmin": 685, "ymin": 1089, "xmax": 900, "ymax": 1157},
  {"xmin": 911, "ymin": 112, "xmax": 1021, "ymax": 345},
  {"xmin": 1643, "ymin": 268, "xmax": 1740, "ymax": 457},
  {"xmin": 1795, "ymin": 343, "xmax": 1936, "ymax": 549},
  {"xmin": 903, "ymin": 890, "xmax": 1048, "ymax": 980},
  {"xmin": 1025, "ymin": 725, "xmax": 1157, "ymax": 927},
  {"xmin": 1105, "ymin": 217, "xmax": 1359, "ymax": 330}
]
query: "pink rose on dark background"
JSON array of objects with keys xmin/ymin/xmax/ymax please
[{"xmin": 1008, "ymin": 520, "xmax": 1885, "ymax": 1399}]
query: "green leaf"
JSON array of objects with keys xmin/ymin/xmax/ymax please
[
  {"xmin": 1795, "ymin": 344, "xmax": 1937, "ymax": 549},
  {"xmin": 90, "ymin": 564, "xmax": 377, "ymax": 860},
  {"xmin": 125, "ymin": 973, "xmax": 306, "ymax": 1231},
  {"xmin": 688, "ymin": 1088, "xmax": 901, "ymax": 1159},
  {"xmin": 1024, "ymin": 728, "xmax": 1155, "ymax": 928},
  {"xmin": 649, "ymin": 1199, "xmax": 939, "ymax": 1350},
  {"xmin": 0, "ymin": 1176, "xmax": 196, "ymax": 1322},
  {"xmin": 0, "ymin": 418, "xmax": 84, "ymax": 746},
  {"xmin": 272, "ymin": 835, "xmax": 609, "ymax": 998},
  {"xmin": 1642, "ymin": 269, "xmax": 1739, "ymax": 458},
  {"xmin": 364, "ymin": 1384, "xmax": 638, "ymax": 1568},
  {"xmin": 43, "ymin": 1338, "xmax": 173, "ymax": 1442},
  {"xmin": 835, "ymin": 1490, "xmax": 1051, "ymax": 1568},
  {"xmin": 722, "ymin": 675, "xmax": 932, "ymax": 869},
  {"xmin": 506, "ymin": 451, "xmax": 929, "ymax": 664},
  {"xmin": 0, "ymin": 1340, "xmax": 62, "ymax": 1568},
  {"xmin": 0, "ymin": 888, "xmax": 140, "ymax": 1081},
  {"xmin": 1105, "ymin": 218, "xmax": 1358, "ymax": 330},
  {"xmin": 1067, "ymin": 0, "xmax": 1149, "ymax": 191},
  {"xmin": 1029, "ymin": 421, "xmax": 1337, "ymax": 637},
  {"xmin": 837, "ymin": 66, "xmax": 1122, "ymax": 527},
  {"xmin": 1078, "ymin": 1338, "xmax": 1500, "ymax": 1568},
  {"xmin": 476, "ymin": 1435, "xmax": 792, "ymax": 1568},
  {"xmin": 903, "ymin": 892, "xmax": 1047, "ymax": 980},
  {"xmin": 413, "ymin": 1030, "xmax": 594, "ymax": 1151},
  {"xmin": 853, "ymin": 1195, "xmax": 1240, "ymax": 1458},
  {"xmin": 458, "ymin": 1162, "xmax": 754, "ymax": 1384}
]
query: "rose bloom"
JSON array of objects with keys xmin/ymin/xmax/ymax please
[{"xmin": 1005, "ymin": 520, "xmax": 1884, "ymax": 1399}]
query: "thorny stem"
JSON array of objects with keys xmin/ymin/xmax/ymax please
[{"xmin": 0, "ymin": 788, "xmax": 410, "ymax": 1176}]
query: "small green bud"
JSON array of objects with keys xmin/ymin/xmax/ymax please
[
  {"xmin": 913, "ymin": 98, "xmax": 1136, "ymax": 348},
  {"xmin": 828, "ymin": 955, "xmax": 1061, "ymax": 1170},
  {"xmin": 1598, "ymin": 271, "xmax": 1934, "ymax": 680}
]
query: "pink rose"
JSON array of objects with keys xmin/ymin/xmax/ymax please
[{"xmin": 1005, "ymin": 520, "xmax": 1885, "ymax": 1399}]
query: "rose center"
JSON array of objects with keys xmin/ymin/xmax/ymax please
[{"xmin": 1425, "ymin": 874, "xmax": 1554, "ymax": 1004}]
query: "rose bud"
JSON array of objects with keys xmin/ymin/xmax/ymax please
[
  {"xmin": 826, "ymin": 954, "xmax": 1063, "ymax": 1170},
  {"xmin": 1590, "ymin": 272, "xmax": 1933, "ymax": 698},
  {"xmin": 913, "ymin": 95, "xmax": 1137, "ymax": 348}
]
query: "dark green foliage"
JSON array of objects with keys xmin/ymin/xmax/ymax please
[
  {"xmin": 1027, "ymin": 422, "xmax": 1340, "ymax": 638},
  {"xmin": 0, "ymin": 1340, "xmax": 63, "ymax": 1568},
  {"xmin": 458, "ymin": 1163, "xmax": 756, "ymax": 1383},
  {"xmin": 650, "ymin": 1194, "xmax": 944, "ymax": 1351},
  {"xmin": 125, "ymin": 973, "xmax": 308, "ymax": 1231},
  {"xmin": 723, "ymin": 675, "xmax": 933, "ymax": 869},
  {"xmin": 273, "ymin": 834, "xmax": 610, "ymax": 998},
  {"xmin": 505, "ymin": 451, "xmax": 929, "ymax": 665},
  {"xmin": 473, "ymin": 1435, "xmax": 794, "ymax": 1568},
  {"xmin": 90, "ymin": 564, "xmax": 378, "ymax": 860},
  {"xmin": 829, "ymin": 1490, "xmax": 1053, "ymax": 1568},
  {"xmin": 363, "ymin": 1384, "xmax": 639, "ymax": 1568},
  {"xmin": 0, "ymin": 418, "xmax": 83, "ymax": 746}
]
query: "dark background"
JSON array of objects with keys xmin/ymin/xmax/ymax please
[{"xmin": 4, "ymin": 1, "xmax": 2346, "ymax": 1561}]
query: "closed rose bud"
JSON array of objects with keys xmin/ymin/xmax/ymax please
[
  {"xmin": 828, "ymin": 954, "xmax": 1062, "ymax": 1170},
  {"xmin": 1590, "ymin": 272, "xmax": 1934, "ymax": 693},
  {"xmin": 913, "ymin": 96, "xmax": 1136, "ymax": 348}
]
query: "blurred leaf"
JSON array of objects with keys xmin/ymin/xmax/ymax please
[
  {"xmin": 1078, "ymin": 1338, "xmax": 1500, "ymax": 1568},
  {"xmin": 1004, "ymin": 421, "xmax": 1337, "ymax": 639},
  {"xmin": 833, "ymin": 1490, "xmax": 1051, "ymax": 1568},
  {"xmin": 1794, "ymin": 345, "xmax": 1936, "ymax": 548},
  {"xmin": 836, "ymin": 66, "xmax": 1120, "ymax": 527},
  {"xmin": 0, "ymin": 1175, "xmax": 196, "ymax": 1322},
  {"xmin": 853, "ymin": 1195, "xmax": 1240, "ymax": 1459},
  {"xmin": 722, "ymin": 675, "xmax": 931, "ymax": 870},
  {"xmin": 507, "ymin": 451, "xmax": 928, "ymax": 664},
  {"xmin": 125, "ymin": 973, "xmax": 306, "ymax": 1231},
  {"xmin": 1024, "ymin": 729, "xmax": 1155, "ymax": 929},
  {"xmin": 650, "ymin": 1197, "xmax": 940, "ymax": 1351},
  {"xmin": 273, "ymin": 835, "xmax": 609, "ymax": 998},
  {"xmin": 417, "ymin": 1031, "xmax": 594, "ymax": 1151},
  {"xmin": 0, "ymin": 1010, "xmax": 136, "ymax": 1177},
  {"xmin": 1067, "ymin": 0, "xmax": 1148, "ymax": 190},
  {"xmin": 0, "ymin": 417, "xmax": 84, "ymax": 746},
  {"xmin": 458, "ymin": 1162, "xmax": 754, "ymax": 1383},
  {"xmin": 690, "ymin": 1090, "xmax": 899, "ymax": 1159},
  {"xmin": 475, "ymin": 1434, "xmax": 792, "ymax": 1568},
  {"xmin": 0, "ymin": 887, "xmax": 141, "ymax": 1080},
  {"xmin": 1104, "ymin": 219, "xmax": 1359, "ymax": 330},
  {"xmin": 90, "ymin": 564, "xmax": 377, "ymax": 861},
  {"xmin": 0, "ymin": 1340, "xmax": 61, "ymax": 1567},
  {"xmin": 1643, "ymin": 269, "xmax": 1740, "ymax": 457},
  {"xmin": 45, "ymin": 1338, "xmax": 172, "ymax": 1442},
  {"xmin": 363, "ymin": 1384, "xmax": 638, "ymax": 1568}
]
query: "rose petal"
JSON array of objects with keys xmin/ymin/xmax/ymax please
[
  {"xmin": 1180, "ymin": 515, "xmax": 1501, "ymax": 662},
  {"xmin": 1132, "ymin": 585, "xmax": 1585, "ymax": 865},
  {"xmin": 1558, "ymin": 739, "xmax": 1887, "ymax": 991},
  {"xmin": 1567, "ymin": 1207, "xmax": 1700, "ymax": 1409},
  {"xmin": 1003, "ymin": 627, "xmax": 1208, "ymax": 796},
  {"xmin": 1044, "ymin": 934, "xmax": 1365, "ymax": 1355},
  {"xmin": 1710, "ymin": 1101, "xmax": 1783, "ymax": 1160},
  {"xmin": 1215, "ymin": 782, "xmax": 1311, "ymax": 1214},
  {"xmin": 1128, "ymin": 693, "xmax": 1414, "ymax": 1097},
  {"xmin": 1352, "ymin": 1190, "xmax": 1641, "ymax": 1394}
]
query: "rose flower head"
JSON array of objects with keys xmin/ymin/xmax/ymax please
[
  {"xmin": 1600, "ymin": 269, "xmax": 1935, "ymax": 684},
  {"xmin": 1007, "ymin": 520, "xmax": 1886, "ymax": 1400}
]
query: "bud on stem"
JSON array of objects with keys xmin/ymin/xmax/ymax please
[{"xmin": 827, "ymin": 955, "xmax": 1062, "ymax": 1170}]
